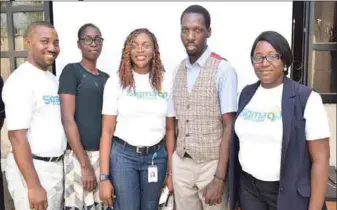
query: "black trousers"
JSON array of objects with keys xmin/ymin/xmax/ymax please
[
  {"xmin": 0, "ymin": 161, "xmax": 4, "ymax": 210},
  {"xmin": 239, "ymin": 170, "xmax": 279, "ymax": 210}
]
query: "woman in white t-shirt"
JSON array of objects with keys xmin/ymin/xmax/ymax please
[
  {"xmin": 98, "ymin": 28, "xmax": 175, "ymax": 210},
  {"xmin": 229, "ymin": 31, "xmax": 330, "ymax": 210}
]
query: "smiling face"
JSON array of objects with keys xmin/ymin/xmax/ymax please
[
  {"xmin": 252, "ymin": 41, "xmax": 285, "ymax": 88},
  {"xmin": 26, "ymin": 25, "xmax": 60, "ymax": 70},
  {"xmin": 77, "ymin": 26, "xmax": 103, "ymax": 61},
  {"xmin": 130, "ymin": 32, "xmax": 154, "ymax": 73}
]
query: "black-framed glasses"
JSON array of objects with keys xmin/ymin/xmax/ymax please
[
  {"xmin": 79, "ymin": 37, "xmax": 104, "ymax": 45},
  {"xmin": 252, "ymin": 53, "xmax": 281, "ymax": 64}
]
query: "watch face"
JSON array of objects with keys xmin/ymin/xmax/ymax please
[{"xmin": 100, "ymin": 174, "xmax": 109, "ymax": 181}]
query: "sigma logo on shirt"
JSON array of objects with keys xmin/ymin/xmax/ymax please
[
  {"xmin": 43, "ymin": 95, "xmax": 60, "ymax": 105},
  {"xmin": 126, "ymin": 89, "xmax": 168, "ymax": 100},
  {"xmin": 240, "ymin": 106, "xmax": 282, "ymax": 122}
]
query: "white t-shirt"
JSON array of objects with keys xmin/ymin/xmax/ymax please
[
  {"xmin": 102, "ymin": 70, "xmax": 174, "ymax": 146},
  {"xmin": 235, "ymin": 84, "xmax": 330, "ymax": 181},
  {"xmin": 2, "ymin": 62, "xmax": 67, "ymax": 157}
]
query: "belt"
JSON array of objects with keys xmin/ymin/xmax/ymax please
[
  {"xmin": 241, "ymin": 170, "xmax": 280, "ymax": 184},
  {"xmin": 32, "ymin": 154, "xmax": 64, "ymax": 162},
  {"xmin": 113, "ymin": 136, "xmax": 163, "ymax": 155}
]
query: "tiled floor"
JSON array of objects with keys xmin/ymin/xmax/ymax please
[{"xmin": 327, "ymin": 202, "xmax": 336, "ymax": 210}]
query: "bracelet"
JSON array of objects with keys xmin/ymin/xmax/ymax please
[
  {"xmin": 166, "ymin": 172, "xmax": 172, "ymax": 176},
  {"xmin": 214, "ymin": 174, "xmax": 225, "ymax": 182}
]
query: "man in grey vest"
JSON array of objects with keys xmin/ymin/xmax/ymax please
[{"xmin": 166, "ymin": 5, "xmax": 238, "ymax": 210}]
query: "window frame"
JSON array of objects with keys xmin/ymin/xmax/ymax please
[
  {"xmin": 292, "ymin": 1, "xmax": 336, "ymax": 104},
  {"xmin": 0, "ymin": 1, "xmax": 55, "ymax": 75}
]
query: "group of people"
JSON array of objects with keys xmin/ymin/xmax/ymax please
[{"xmin": 0, "ymin": 4, "xmax": 331, "ymax": 210}]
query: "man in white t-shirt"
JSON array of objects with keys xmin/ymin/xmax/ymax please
[{"xmin": 2, "ymin": 21, "xmax": 66, "ymax": 210}]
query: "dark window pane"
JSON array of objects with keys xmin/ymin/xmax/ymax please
[
  {"xmin": 0, "ymin": 13, "xmax": 9, "ymax": 51},
  {"xmin": 310, "ymin": 50, "xmax": 337, "ymax": 93},
  {"xmin": 13, "ymin": 12, "xmax": 44, "ymax": 50},
  {"xmin": 314, "ymin": 1, "xmax": 337, "ymax": 43}
]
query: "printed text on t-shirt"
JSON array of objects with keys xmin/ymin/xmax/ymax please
[
  {"xmin": 126, "ymin": 90, "xmax": 168, "ymax": 100},
  {"xmin": 43, "ymin": 95, "xmax": 60, "ymax": 105},
  {"xmin": 239, "ymin": 106, "xmax": 282, "ymax": 122}
]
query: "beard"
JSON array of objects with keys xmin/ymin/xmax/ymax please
[
  {"xmin": 34, "ymin": 55, "xmax": 52, "ymax": 70},
  {"xmin": 186, "ymin": 47, "xmax": 199, "ymax": 57},
  {"xmin": 187, "ymin": 50, "xmax": 198, "ymax": 57}
]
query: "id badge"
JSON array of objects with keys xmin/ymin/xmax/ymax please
[{"xmin": 148, "ymin": 165, "xmax": 158, "ymax": 183}]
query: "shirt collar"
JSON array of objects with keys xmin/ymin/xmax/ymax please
[
  {"xmin": 25, "ymin": 61, "xmax": 49, "ymax": 74},
  {"xmin": 186, "ymin": 46, "xmax": 211, "ymax": 69}
]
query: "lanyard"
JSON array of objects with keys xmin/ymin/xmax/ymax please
[{"xmin": 151, "ymin": 152, "xmax": 157, "ymax": 165}]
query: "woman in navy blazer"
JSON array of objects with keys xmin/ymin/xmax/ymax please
[{"xmin": 229, "ymin": 31, "xmax": 330, "ymax": 210}]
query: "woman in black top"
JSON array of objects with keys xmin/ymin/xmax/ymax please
[{"xmin": 58, "ymin": 23, "xmax": 109, "ymax": 210}]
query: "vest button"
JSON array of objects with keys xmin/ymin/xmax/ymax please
[
  {"xmin": 186, "ymin": 120, "xmax": 189, "ymax": 123},
  {"xmin": 279, "ymin": 187, "xmax": 284, "ymax": 192},
  {"xmin": 186, "ymin": 134, "xmax": 190, "ymax": 137},
  {"xmin": 186, "ymin": 105, "xmax": 190, "ymax": 109}
]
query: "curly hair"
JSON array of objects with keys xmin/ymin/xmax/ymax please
[{"xmin": 118, "ymin": 28, "xmax": 165, "ymax": 92}]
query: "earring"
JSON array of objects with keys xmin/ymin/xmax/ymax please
[{"xmin": 284, "ymin": 66, "xmax": 287, "ymax": 71}]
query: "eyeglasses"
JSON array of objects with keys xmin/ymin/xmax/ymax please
[
  {"xmin": 130, "ymin": 42, "xmax": 153, "ymax": 51},
  {"xmin": 79, "ymin": 37, "xmax": 104, "ymax": 45},
  {"xmin": 252, "ymin": 53, "xmax": 281, "ymax": 64}
]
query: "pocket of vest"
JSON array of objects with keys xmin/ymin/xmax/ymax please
[{"xmin": 297, "ymin": 185, "xmax": 311, "ymax": 197}]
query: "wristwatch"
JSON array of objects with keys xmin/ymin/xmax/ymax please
[{"xmin": 100, "ymin": 174, "xmax": 110, "ymax": 181}]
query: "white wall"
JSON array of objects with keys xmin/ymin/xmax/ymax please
[
  {"xmin": 52, "ymin": 2, "xmax": 337, "ymax": 166},
  {"xmin": 3, "ymin": 2, "xmax": 336, "ymax": 168},
  {"xmin": 53, "ymin": 2, "xmax": 293, "ymax": 92}
]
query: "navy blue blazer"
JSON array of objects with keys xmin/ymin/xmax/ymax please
[{"xmin": 229, "ymin": 77, "xmax": 327, "ymax": 210}]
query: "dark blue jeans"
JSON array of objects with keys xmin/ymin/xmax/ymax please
[{"xmin": 110, "ymin": 137, "xmax": 167, "ymax": 210}]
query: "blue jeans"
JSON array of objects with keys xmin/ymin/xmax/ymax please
[{"xmin": 109, "ymin": 137, "xmax": 167, "ymax": 210}]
